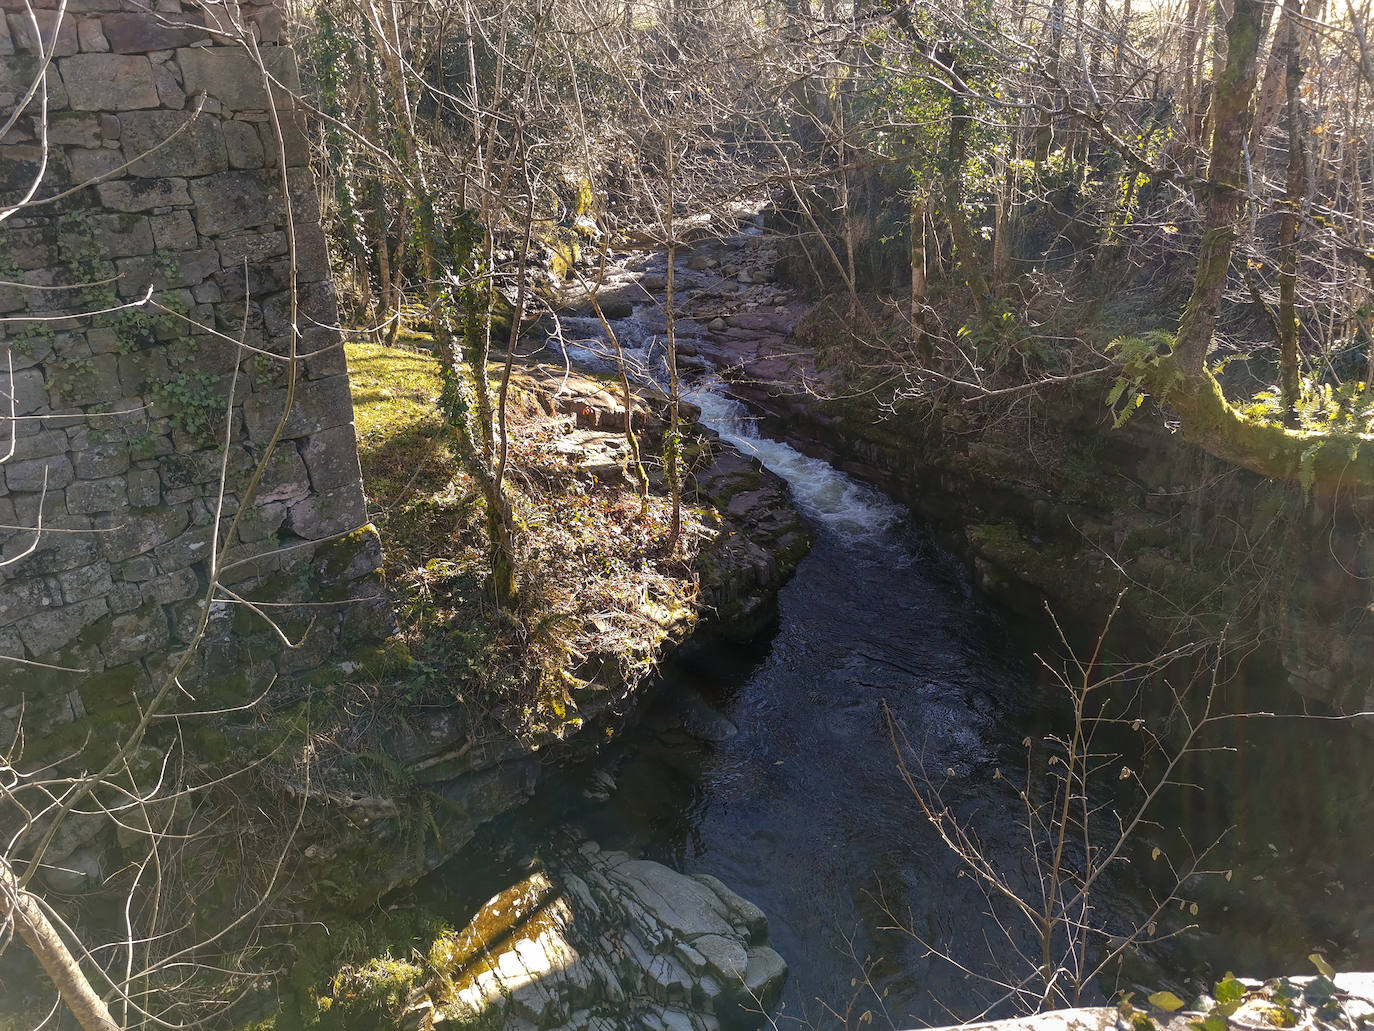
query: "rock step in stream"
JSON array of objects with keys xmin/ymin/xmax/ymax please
[{"xmin": 408, "ymin": 841, "xmax": 787, "ymax": 1031}]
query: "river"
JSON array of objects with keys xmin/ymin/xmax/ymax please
[
  {"xmin": 423, "ymin": 302, "xmax": 1176, "ymax": 1026},
  {"xmin": 420, "ymin": 251, "xmax": 1374, "ymax": 1027}
]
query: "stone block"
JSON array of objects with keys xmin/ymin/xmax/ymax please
[
  {"xmin": 175, "ymin": 45, "xmax": 299, "ymax": 111},
  {"xmin": 234, "ymin": 498, "xmax": 285, "ymax": 542},
  {"xmin": 260, "ymin": 117, "xmax": 309, "ymax": 167},
  {"xmin": 18, "ymin": 530, "xmax": 103, "ymax": 580},
  {"xmin": 100, "ymin": 603, "xmax": 168, "ymax": 666},
  {"xmin": 284, "ymin": 480, "xmax": 366, "ymax": 540},
  {"xmin": 6, "ymin": 10, "xmax": 77, "ymax": 56},
  {"xmin": 115, "ymin": 345, "xmax": 169, "ymax": 394},
  {"xmin": 148, "ymin": 208, "xmax": 196, "ymax": 250},
  {"xmin": 302, "ymin": 329, "xmax": 346, "ymax": 379},
  {"xmin": 216, "ymin": 229, "xmax": 286, "ymax": 267},
  {"xmin": 286, "ymin": 165, "xmax": 320, "ymax": 222},
  {"xmin": 7, "ymin": 366, "xmax": 48, "ymax": 414},
  {"xmin": 118, "ymin": 554, "xmax": 157, "ymax": 581},
  {"xmin": 224, "ymin": 118, "xmax": 263, "ymax": 168},
  {"xmin": 76, "ymin": 17, "xmax": 107, "ymax": 52},
  {"xmin": 153, "ymin": 523, "xmax": 211, "ymax": 571},
  {"xmin": 126, "ymin": 466, "xmax": 160, "ymax": 507},
  {"xmin": 96, "ymin": 176, "xmax": 190, "ymax": 211},
  {"xmin": 50, "ymin": 352, "xmax": 117, "ymax": 408},
  {"xmin": 2, "ymin": 224, "xmax": 57, "ymax": 267},
  {"xmin": 188, "ymin": 169, "xmax": 276, "ymax": 235},
  {"xmin": 243, "ymin": 3, "xmax": 284, "ymax": 44},
  {"xmin": 213, "ymin": 257, "xmax": 289, "ymax": 302},
  {"xmin": 113, "ymin": 247, "xmax": 218, "ymax": 297},
  {"xmin": 119, "ymin": 109, "xmax": 226, "ymax": 177},
  {"xmin": 0, "ymin": 11, "xmax": 11, "ymax": 55},
  {"xmin": 100, "ymin": 11, "xmax": 207, "ymax": 51},
  {"xmin": 107, "ymin": 581, "xmax": 141, "ymax": 612},
  {"xmin": 253, "ymin": 450, "xmax": 309, "ymax": 508},
  {"xmin": 12, "ymin": 429, "xmax": 69, "ymax": 461},
  {"xmin": 58, "ymin": 54, "xmax": 159, "ymax": 110},
  {"xmin": 0, "ymin": 577, "xmax": 46, "ymax": 628},
  {"xmin": 97, "ymin": 503, "xmax": 188, "ymax": 562},
  {"xmin": 294, "ymin": 223, "xmax": 330, "ymax": 278},
  {"xmin": 56, "ymin": 561, "xmax": 114, "ymax": 603},
  {"xmin": 68, "ymin": 146, "xmax": 125, "ymax": 183},
  {"xmin": 70, "ymin": 439, "xmax": 130, "ymax": 478},
  {"xmin": 4, "ymin": 453, "xmax": 74, "ymax": 492},
  {"xmin": 16, "ymin": 594, "xmax": 107, "ymax": 656},
  {"xmin": 153, "ymin": 63, "xmax": 184, "ymax": 108},
  {"xmin": 0, "ymin": 59, "xmax": 68, "ymax": 111},
  {"xmin": 262, "ymin": 279, "xmax": 337, "ymax": 336},
  {"xmin": 80, "ymin": 211, "xmax": 153, "ymax": 256},
  {"xmin": 243, "ymin": 373, "xmax": 353, "ymax": 442},
  {"xmin": 46, "ymin": 113, "xmax": 102, "ymax": 146},
  {"xmin": 301, "ymin": 424, "xmax": 362, "ymax": 493},
  {"xmin": 141, "ymin": 565, "xmax": 196, "ymax": 604},
  {"xmin": 66, "ymin": 475, "xmax": 128, "ymax": 514}
]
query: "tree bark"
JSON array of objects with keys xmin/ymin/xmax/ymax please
[
  {"xmin": 942, "ymin": 68, "xmax": 993, "ymax": 313},
  {"xmin": 1172, "ymin": 0, "xmax": 1266, "ymax": 375},
  {"xmin": 2, "ymin": 857, "xmax": 119, "ymax": 1031},
  {"xmin": 911, "ymin": 195, "xmax": 929, "ymax": 358},
  {"xmin": 1277, "ymin": 0, "xmax": 1306, "ymax": 423}
]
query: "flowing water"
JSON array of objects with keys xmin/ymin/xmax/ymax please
[
  {"xmin": 423, "ymin": 281, "xmax": 1374, "ymax": 1027},
  {"xmin": 427, "ymin": 303, "xmax": 1166, "ymax": 1025}
]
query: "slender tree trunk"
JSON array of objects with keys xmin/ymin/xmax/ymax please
[
  {"xmin": 2, "ymin": 857, "xmax": 119, "ymax": 1031},
  {"xmin": 1277, "ymin": 0, "xmax": 1306, "ymax": 422},
  {"xmin": 664, "ymin": 131, "xmax": 683, "ymax": 552},
  {"xmin": 911, "ymin": 195, "xmax": 930, "ymax": 358},
  {"xmin": 1173, "ymin": 0, "xmax": 1266, "ymax": 375},
  {"xmin": 942, "ymin": 72, "xmax": 993, "ymax": 313}
]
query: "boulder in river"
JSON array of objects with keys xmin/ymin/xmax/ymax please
[{"xmin": 414, "ymin": 842, "xmax": 787, "ymax": 1031}]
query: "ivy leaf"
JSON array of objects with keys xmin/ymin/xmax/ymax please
[
  {"xmin": 1309, "ymin": 953, "xmax": 1336, "ymax": 980},
  {"xmin": 1215, "ymin": 974, "xmax": 1246, "ymax": 1005},
  {"xmin": 1149, "ymin": 991, "xmax": 1188, "ymax": 1012}
]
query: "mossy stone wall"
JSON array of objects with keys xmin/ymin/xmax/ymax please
[{"xmin": 0, "ymin": 0, "xmax": 390, "ymax": 767}]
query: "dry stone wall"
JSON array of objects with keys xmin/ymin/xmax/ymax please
[{"xmin": 0, "ymin": 0, "xmax": 388, "ymax": 756}]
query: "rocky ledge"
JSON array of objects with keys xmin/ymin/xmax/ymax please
[
  {"xmin": 287, "ymin": 360, "xmax": 810, "ymax": 907},
  {"xmin": 401, "ymin": 842, "xmax": 787, "ymax": 1031},
  {"xmin": 509, "ymin": 361, "xmax": 812, "ymax": 642}
]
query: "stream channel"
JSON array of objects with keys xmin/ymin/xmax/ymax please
[
  {"xmin": 419, "ymin": 292, "xmax": 1159, "ymax": 1027},
  {"xmin": 417, "ymin": 244, "xmax": 1373, "ymax": 1027}
]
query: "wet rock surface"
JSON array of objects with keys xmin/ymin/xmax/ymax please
[{"xmin": 411, "ymin": 842, "xmax": 787, "ymax": 1031}]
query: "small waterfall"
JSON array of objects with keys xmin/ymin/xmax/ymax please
[
  {"xmin": 551, "ymin": 306, "xmax": 903, "ymax": 541},
  {"xmin": 686, "ymin": 384, "xmax": 903, "ymax": 541}
]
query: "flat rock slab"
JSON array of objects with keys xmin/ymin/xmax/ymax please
[{"xmin": 423, "ymin": 842, "xmax": 788, "ymax": 1031}]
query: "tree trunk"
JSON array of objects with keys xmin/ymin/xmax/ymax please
[
  {"xmin": 2, "ymin": 857, "xmax": 119, "ymax": 1031},
  {"xmin": 1172, "ymin": 0, "xmax": 1266, "ymax": 375},
  {"xmin": 942, "ymin": 71, "xmax": 993, "ymax": 313},
  {"xmin": 664, "ymin": 132, "xmax": 683, "ymax": 552},
  {"xmin": 1277, "ymin": 0, "xmax": 1306, "ymax": 423},
  {"xmin": 911, "ymin": 195, "xmax": 929, "ymax": 358}
]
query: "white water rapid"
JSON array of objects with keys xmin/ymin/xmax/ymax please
[{"xmin": 552, "ymin": 310, "xmax": 903, "ymax": 540}]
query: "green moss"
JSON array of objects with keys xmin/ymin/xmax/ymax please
[{"xmin": 78, "ymin": 664, "xmax": 142, "ymax": 712}]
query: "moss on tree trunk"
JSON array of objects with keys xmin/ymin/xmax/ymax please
[{"xmin": 1173, "ymin": 0, "xmax": 1265, "ymax": 375}]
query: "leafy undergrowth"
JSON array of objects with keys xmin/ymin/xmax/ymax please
[
  {"xmin": 346, "ymin": 333, "xmax": 709, "ymax": 741},
  {"xmin": 1238, "ymin": 377, "xmax": 1374, "ymax": 436}
]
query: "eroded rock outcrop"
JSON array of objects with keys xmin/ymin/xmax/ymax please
[{"xmin": 406, "ymin": 842, "xmax": 786, "ymax": 1031}]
